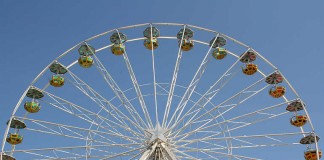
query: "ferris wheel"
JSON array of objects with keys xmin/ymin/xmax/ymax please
[{"xmin": 1, "ymin": 23, "xmax": 322, "ymax": 160}]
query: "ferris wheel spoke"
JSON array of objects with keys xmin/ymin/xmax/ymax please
[
  {"xmin": 199, "ymin": 150, "xmax": 262, "ymax": 160},
  {"xmin": 172, "ymin": 148, "xmax": 199, "ymax": 160},
  {"xmin": 145, "ymin": 25, "xmax": 160, "ymax": 126},
  {"xmin": 176, "ymin": 107, "xmax": 285, "ymax": 145},
  {"xmin": 156, "ymin": 83, "xmax": 208, "ymax": 108},
  {"xmin": 106, "ymin": 31, "xmax": 154, "ymax": 128},
  {"xmin": 201, "ymin": 150, "xmax": 232, "ymax": 160},
  {"xmin": 24, "ymin": 126, "xmax": 124, "ymax": 146},
  {"xmin": 54, "ymin": 149, "xmax": 83, "ymax": 158},
  {"xmin": 158, "ymin": 82, "xmax": 235, "ymax": 152},
  {"xmin": 174, "ymin": 145, "xmax": 262, "ymax": 160},
  {"xmin": 66, "ymin": 70, "xmax": 146, "ymax": 136},
  {"xmin": 170, "ymin": 51, "xmax": 244, "ymax": 132},
  {"xmin": 36, "ymin": 88, "xmax": 144, "ymax": 142},
  {"xmin": 176, "ymin": 132, "xmax": 308, "ymax": 148},
  {"xmin": 162, "ymin": 25, "xmax": 186, "ymax": 128},
  {"xmin": 92, "ymin": 53, "xmax": 148, "ymax": 130},
  {"xmin": 67, "ymin": 69, "xmax": 131, "ymax": 127},
  {"xmin": 42, "ymin": 94, "xmax": 118, "ymax": 135},
  {"xmin": 191, "ymin": 100, "xmax": 295, "ymax": 142},
  {"xmin": 124, "ymin": 51, "xmax": 154, "ymax": 128},
  {"xmin": 199, "ymin": 151, "xmax": 221, "ymax": 160},
  {"xmin": 172, "ymin": 114, "xmax": 294, "ymax": 152},
  {"xmin": 16, "ymin": 116, "xmax": 144, "ymax": 143},
  {"xmin": 189, "ymin": 111, "xmax": 289, "ymax": 143},
  {"xmin": 21, "ymin": 151, "xmax": 57, "ymax": 159},
  {"xmin": 174, "ymin": 139, "xmax": 227, "ymax": 151},
  {"xmin": 43, "ymin": 94, "xmax": 103, "ymax": 128},
  {"xmin": 21, "ymin": 149, "xmax": 84, "ymax": 160},
  {"xmin": 171, "ymin": 72, "xmax": 273, "ymax": 140},
  {"xmin": 179, "ymin": 140, "xmax": 301, "ymax": 152},
  {"xmin": 171, "ymin": 49, "xmax": 250, "ymax": 131},
  {"xmin": 99, "ymin": 146, "xmax": 145, "ymax": 160},
  {"xmin": 10, "ymin": 144, "xmax": 142, "ymax": 153},
  {"xmin": 189, "ymin": 102, "xmax": 288, "ymax": 136},
  {"xmin": 167, "ymin": 33, "xmax": 220, "ymax": 129},
  {"xmin": 173, "ymin": 101, "xmax": 293, "ymax": 144},
  {"xmin": 216, "ymin": 112, "xmax": 289, "ymax": 138},
  {"xmin": 7, "ymin": 143, "xmax": 143, "ymax": 160},
  {"xmin": 157, "ymin": 83, "xmax": 222, "ymax": 107}
]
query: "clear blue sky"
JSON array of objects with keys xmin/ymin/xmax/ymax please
[{"xmin": 0, "ymin": 0, "xmax": 323, "ymax": 159}]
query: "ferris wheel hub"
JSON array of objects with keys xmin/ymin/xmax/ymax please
[
  {"xmin": 146, "ymin": 123, "xmax": 168, "ymax": 144},
  {"xmin": 140, "ymin": 124, "xmax": 176, "ymax": 160}
]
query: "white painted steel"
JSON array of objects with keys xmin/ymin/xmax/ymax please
[{"xmin": 1, "ymin": 23, "xmax": 319, "ymax": 160}]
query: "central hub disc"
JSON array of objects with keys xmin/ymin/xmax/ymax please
[
  {"xmin": 139, "ymin": 124, "xmax": 177, "ymax": 160},
  {"xmin": 146, "ymin": 123, "xmax": 168, "ymax": 144}
]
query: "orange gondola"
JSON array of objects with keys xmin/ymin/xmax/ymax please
[
  {"xmin": 304, "ymin": 149, "xmax": 322, "ymax": 160},
  {"xmin": 290, "ymin": 115, "xmax": 307, "ymax": 127},
  {"xmin": 269, "ymin": 86, "xmax": 286, "ymax": 98},
  {"xmin": 242, "ymin": 64, "xmax": 258, "ymax": 75}
]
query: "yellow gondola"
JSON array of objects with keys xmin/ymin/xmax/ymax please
[
  {"xmin": 212, "ymin": 47, "xmax": 227, "ymax": 60},
  {"xmin": 50, "ymin": 75, "xmax": 65, "ymax": 87},
  {"xmin": 304, "ymin": 150, "xmax": 322, "ymax": 160},
  {"xmin": 6, "ymin": 133, "xmax": 23, "ymax": 145},
  {"xmin": 269, "ymin": 86, "xmax": 286, "ymax": 98},
  {"xmin": 179, "ymin": 39, "xmax": 194, "ymax": 51},
  {"xmin": 290, "ymin": 115, "xmax": 307, "ymax": 127},
  {"xmin": 111, "ymin": 44, "xmax": 125, "ymax": 55},
  {"xmin": 78, "ymin": 56, "xmax": 94, "ymax": 68},
  {"xmin": 242, "ymin": 64, "xmax": 258, "ymax": 75},
  {"xmin": 144, "ymin": 38, "xmax": 159, "ymax": 50},
  {"xmin": 24, "ymin": 101, "xmax": 40, "ymax": 113}
]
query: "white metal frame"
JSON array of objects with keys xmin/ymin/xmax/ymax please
[{"xmin": 1, "ymin": 23, "xmax": 320, "ymax": 160}]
